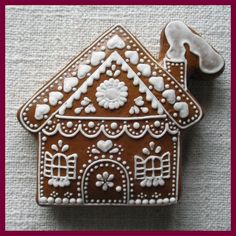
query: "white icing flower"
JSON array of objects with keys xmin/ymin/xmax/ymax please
[
  {"xmin": 96, "ymin": 78, "xmax": 128, "ymax": 110},
  {"xmin": 95, "ymin": 171, "xmax": 114, "ymax": 191}
]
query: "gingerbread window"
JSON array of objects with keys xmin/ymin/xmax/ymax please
[
  {"xmin": 145, "ymin": 156, "xmax": 163, "ymax": 178},
  {"xmin": 44, "ymin": 152, "xmax": 78, "ymax": 188},
  {"xmin": 135, "ymin": 152, "xmax": 170, "ymax": 187}
]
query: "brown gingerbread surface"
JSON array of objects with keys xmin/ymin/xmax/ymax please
[{"xmin": 17, "ymin": 21, "xmax": 224, "ymax": 206}]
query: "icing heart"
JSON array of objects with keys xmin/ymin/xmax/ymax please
[
  {"xmin": 125, "ymin": 51, "xmax": 139, "ymax": 64},
  {"xmin": 81, "ymin": 97, "xmax": 91, "ymax": 106},
  {"xmin": 63, "ymin": 77, "xmax": 78, "ymax": 93},
  {"xmin": 77, "ymin": 65, "xmax": 91, "ymax": 79},
  {"xmin": 34, "ymin": 104, "xmax": 50, "ymax": 120},
  {"xmin": 107, "ymin": 35, "xmax": 125, "ymax": 49},
  {"xmin": 49, "ymin": 91, "xmax": 63, "ymax": 106},
  {"xmin": 134, "ymin": 96, "xmax": 144, "ymax": 106},
  {"xmin": 84, "ymin": 104, "xmax": 96, "ymax": 113},
  {"xmin": 97, "ymin": 140, "xmax": 113, "ymax": 152},
  {"xmin": 149, "ymin": 76, "xmax": 164, "ymax": 92},
  {"xmin": 162, "ymin": 89, "xmax": 176, "ymax": 104},
  {"xmin": 90, "ymin": 51, "xmax": 106, "ymax": 66},
  {"xmin": 173, "ymin": 102, "xmax": 189, "ymax": 118},
  {"xmin": 137, "ymin": 64, "xmax": 151, "ymax": 77}
]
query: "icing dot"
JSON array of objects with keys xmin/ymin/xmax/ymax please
[
  {"xmin": 66, "ymin": 121, "xmax": 73, "ymax": 128},
  {"xmin": 133, "ymin": 122, "xmax": 140, "ymax": 129},
  {"xmin": 88, "ymin": 121, "xmax": 95, "ymax": 128},
  {"xmin": 116, "ymin": 186, "xmax": 122, "ymax": 192},
  {"xmin": 154, "ymin": 121, "xmax": 160, "ymax": 127},
  {"xmin": 110, "ymin": 122, "xmax": 118, "ymax": 130},
  {"xmin": 47, "ymin": 197, "xmax": 54, "ymax": 204},
  {"xmin": 172, "ymin": 137, "xmax": 177, "ymax": 142}
]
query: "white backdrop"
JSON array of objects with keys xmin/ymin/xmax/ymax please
[{"xmin": 6, "ymin": 6, "xmax": 230, "ymax": 230}]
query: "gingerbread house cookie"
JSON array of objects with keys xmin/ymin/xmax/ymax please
[{"xmin": 17, "ymin": 21, "xmax": 224, "ymax": 206}]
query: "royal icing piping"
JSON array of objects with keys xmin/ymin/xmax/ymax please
[
  {"xmin": 173, "ymin": 102, "xmax": 189, "ymax": 118},
  {"xmin": 63, "ymin": 77, "xmax": 79, "ymax": 93},
  {"xmin": 149, "ymin": 76, "xmax": 165, "ymax": 92},
  {"xmin": 34, "ymin": 104, "xmax": 50, "ymax": 120},
  {"xmin": 77, "ymin": 65, "xmax": 92, "ymax": 79},
  {"xmin": 162, "ymin": 89, "xmax": 176, "ymax": 104},
  {"xmin": 125, "ymin": 51, "xmax": 139, "ymax": 64},
  {"xmin": 137, "ymin": 64, "xmax": 152, "ymax": 77},
  {"xmin": 107, "ymin": 35, "xmax": 125, "ymax": 49},
  {"xmin": 17, "ymin": 23, "xmax": 224, "ymax": 206},
  {"xmin": 96, "ymin": 78, "xmax": 128, "ymax": 110},
  {"xmin": 49, "ymin": 92, "xmax": 63, "ymax": 106},
  {"xmin": 90, "ymin": 51, "xmax": 106, "ymax": 66},
  {"xmin": 58, "ymin": 51, "xmax": 164, "ymax": 116},
  {"xmin": 20, "ymin": 23, "xmax": 203, "ymax": 133},
  {"xmin": 165, "ymin": 21, "xmax": 224, "ymax": 74}
]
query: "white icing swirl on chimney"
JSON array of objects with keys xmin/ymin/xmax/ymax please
[{"xmin": 165, "ymin": 21, "xmax": 224, "ymax": 74}]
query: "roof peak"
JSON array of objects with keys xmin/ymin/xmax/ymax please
[{"xmin": 18, "ymin": 24, "xmax": 202, "ymax": 133}]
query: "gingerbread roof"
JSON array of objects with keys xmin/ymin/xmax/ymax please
[{"xmin": 18, "ymin": 24, "xmax": 203, "ymax": 133}]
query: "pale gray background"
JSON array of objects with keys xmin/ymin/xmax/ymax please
[{"xmin": 6, "ymin": 6, "xmax": 230, "ymax": 230}]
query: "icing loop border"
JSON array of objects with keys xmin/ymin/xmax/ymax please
[{"xmin": 42, "ymin": 122, "xmax": 179, "ymax": 139}]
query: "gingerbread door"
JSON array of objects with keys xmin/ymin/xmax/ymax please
[{"xmin": 81, "ymin": 159, "xmax": 130, "ymax": 205}]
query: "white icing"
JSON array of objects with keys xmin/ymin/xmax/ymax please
[
  {"xmin": 134, "ymin": 96, "xmax": 144, "ymax": 106},
  {"xmin": 20, "ymin": 24, "xmax": 203, "ymax": 133},
  {"xmin": 129, "ymin": 105, "xmax": 139, "ymax": 115},
  {"xmin": 88, "ymin": 121, "xmax": 95, "ymax": 128},
  {"xmin": 106, "ymin": 70, "xmax": 113, "ymax": 77},
  {"xmin": 96, "ymin": 78, "xmax": 128, "ymax": 110},
  {"xmin": 80, "ymin": 158, "xmax": 130, "ymax": 204},
  {"xmin": 173, "ymin": 102, "xmax": 189, "ymax": 118},
  {"xmin": 77, "ymin": 65, "xmax": 91, "ymax": 79},
  {"xmin": 129, "ymin": 96, "xmax": 149, "ymax": 115},
  {"xmin": 134, "ymin": 144, "xmax": 170, "ymax": 187},
  {"xmin": 44, "ymin": 147, "xmax": 78, "ymax": 188},
  {"xmin": 165, "ymin": 21, "xmax": 224, "ymax": 74},
  {"xmin": 74, "ymin": 107, "xmax": 83, "ymax": 114},
  {"xmin": 133, "ymin": 122, "xmax": 140, "ymax": 129},
  {"xmin": 162, "ymin": 89, "xmax": 176, "ymax": 104},
  {"xmin": 116, "ymin": 186, "xmax": 122, "ymax": 192},
  {"xmin": 96, "ymin": 171, "xmax": 114, "ymax": 191},
  {"xmin": 84, "ymin": 104, "xmax": 96, "ymax": 113},
  {"xmin": 66, "ymin": 121, "xmax": 73, "ymax": 128},
  {"xmin": 43, "ymin": 118, "xmax": 178, "ymax": 139},
  {"xmin": 63, "ymin": 77, "xmax": 79, "ymax": 93},
  {"xmin": 111, "ymin": 122, "xmax": 118, "ymax": 129},
  {"xmin": 107, "ymin": 35, "xmax": 125, "ymax": 49},
  {"xmin": 113, "ymin": 70, "xmax": 121, "ymax": 77},
  {"xmin": 140, "ymin": 107, "xmax": 149, "ymax": 113},
  {"xmin": 97, "ymin": 140, "xmax": 113, "ymax": 152},
  {"xmin": 125, "ymin": 51, "xmax": 139, "ymax": 64},
  {"xmin": 90, "ymin": 51, "xmax": 106, "ymax": 66},
  {"xmin": 49, "ymin": 91, "xmax": 63, "ymax": 106},
  {"xmin": 149, "ymin": 77, "xmax": 164, "ymax": 92},
  {"xmin": 34, "ymin": 104, "xmax": 50, "ymax": 120},
  {"xmin": 137, "ymin": 64, "xmax": 151, "ymax": 77},
  {"xmin": 81, "ymin": 97, "xmax": 91, "ymax": 106}
]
